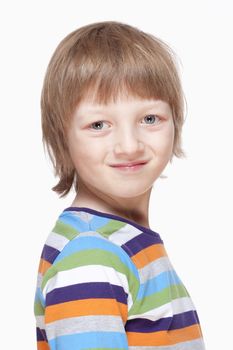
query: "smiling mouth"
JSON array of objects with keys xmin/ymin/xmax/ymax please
[
  {"xmin": 110, "ymin": 161, "xmax": 148, "ymax": 171},
  {"xmin": 110, "ymin": 160, "xmax": 148, "ymax": 167}
]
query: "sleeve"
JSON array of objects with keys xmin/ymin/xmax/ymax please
[{"xmin": 41, "ymin": 235, "xmax": 139, "ymax": 350}]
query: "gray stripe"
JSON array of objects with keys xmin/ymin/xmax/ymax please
[
  {"xmin": 46, "ymin": 315, "xmax": 125, "ymax": 340},
  {"xmin": 139, "ymin": 257, "xmax": 174, "ymax": 283},
  {"xmin": 67, "ymin": 210, "xmax": 93, "ymax": 223},
  {"xmin": 45, "ymin": 231, "xmax": 69, "ymax": 251},
  {"xmin": 35, "ymin": 315, "xmax": 45, "ymax": 330},
  {"xmin": 129, "ymin": 338, "xmax": 205, "ymax": 350},
  {"xmin": 36, "ymin": 273, "xmax": 43, "ymax": 288}
]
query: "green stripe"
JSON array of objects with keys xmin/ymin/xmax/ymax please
[
  {"xmin": 34, "ymin": 301, "xmax": 44, "ymax": 316},
  {"xmin": 52, "ymin": 220, "xmax": 79, "ymax": 240},
  {"xmin": 96, "ymin": 220, "xmax": 127, "ymax": 237},
  {"xmin": 128, "ymin": 283, "xmax": 189, "ymax": 316},
  {"xmin": 41, "ymin": 248, "xmax": 139, "ymax": 300}
]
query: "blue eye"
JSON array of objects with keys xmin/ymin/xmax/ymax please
[
  {"xmin": 89, "ymin": 114, "xmax": 160, "ymax": 131},
  {"xmin": 90, "ymin": 121, "xmax": 108, "ymax": 130},
  {"xmin": 143, "ymin": 114, "xmax": 160, "ymax": 124}
]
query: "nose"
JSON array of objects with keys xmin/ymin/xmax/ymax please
[{"xmin": 113, "ymin": 127, "xmax": 144, "ymax": 156}]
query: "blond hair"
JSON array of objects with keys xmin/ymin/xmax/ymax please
[{"xmin": 41, "ymin": 20, "xmax": 186, "ymax": 197}]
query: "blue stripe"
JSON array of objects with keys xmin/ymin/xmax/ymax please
[
  {"xmin": 49, "ymin": 331, "xmax": 128, "ymax": 350},
  {"xmin": 59, "ymin": 210, "xmax": 113, "ymax": 232},
  {"xmin": 53, "ymin": 235, "xmax": 139, "ymax": 279},
  {"xmin": 137, "ymin": 270, "xmax": 182, "ymax": 299},
  {"xmin": 58, "ymin": 212, "xmax": 90, "ymax": 232},
  {"xmin": 35, "ymin": 287, "xmax": 45, "ymax": 307},
  {"xmin": 88, "ymin": 214, "xmax": 113, "ymax": 231}
]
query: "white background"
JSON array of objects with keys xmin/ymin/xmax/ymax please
[{"xmin": 0, "ymin": 0, "xmax": 232, "ymax": 349}]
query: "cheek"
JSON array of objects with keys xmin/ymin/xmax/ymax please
[
  {"xmin": 163, "ymin": 122, "xmax": 175, "ymax": 147},
  {"xmin": 150, "ymin": 126, "xmax": 174, "ymax": 154},
  {"xmin": 164, "ymin": 127, "xmax": 175, "ymax": 150},
  {"xmin": 68, "ymin": 134, "xmax": 104, "ymax": 168}
]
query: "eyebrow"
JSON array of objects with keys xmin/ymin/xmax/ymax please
[{"xmin": 79, "ymin": 100, "xmax": 165, "ymax": 113}]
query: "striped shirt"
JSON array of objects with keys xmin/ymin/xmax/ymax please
[{"xmin": 34, "ymin": 206, "xmax": 205, "ymax": 349}]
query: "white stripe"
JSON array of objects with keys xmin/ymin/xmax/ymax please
[
  {"xmin": 171, "ymin": 296, "xmax": 195, "ymax": 315},
  {"xmin": 75, "ymin": 231, "xmax": 106, "ymax": 239},
  {"xmin": 43, "ymin": 264, "xmax": 129, "ymax": 298},
  {"xmin": 127, "ymin": 293, "xmax": 133, "ymax": 312},
  {"xmin": 109, "ymin": 223, "xmax": 142, "ymax": 246},
  {"xmin": 128, "ymin": 296, "xmax": 195, "ymax": 321},
  {"xmin": 45, "ymin": 231, "xmax": 69, "ymax": 251}
]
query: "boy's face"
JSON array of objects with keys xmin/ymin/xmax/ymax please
[{"xmin": 67, "ymin": 95, "xmax": 174, "ymax": 200}]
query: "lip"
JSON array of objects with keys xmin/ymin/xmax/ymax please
[{"xmin": 110, "ymin": 160, "xmax": 148, "ymax": 167}]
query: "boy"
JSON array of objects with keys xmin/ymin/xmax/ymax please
[{"xmin": 34, "ymin": 21, "xmax": 205, "ymax": 349}]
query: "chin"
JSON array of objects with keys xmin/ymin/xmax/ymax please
[{"xmin": 111, "ymin": 185, "xmax": 152, "ymax": 198}]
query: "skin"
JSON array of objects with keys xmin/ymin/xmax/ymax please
[{"xmin": 67, "ymin": 94, "xmax": 175, "ymax": 228}]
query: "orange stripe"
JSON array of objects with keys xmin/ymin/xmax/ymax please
[
  {"xmin": 127, "ymin": 324, "xmax": 202, "ymax": 346},
  {"xmin": 37, "ymin": 340, "xmax": 50, "ymax": 350},
  {"xmin": 38, "ymin": 258, "xmax": 52, "ymax": 275},
  {"xmin": 45, "ymin": 298, "xmax": 128, "ymax": 324},
  {"xmin": 131, "ymin": 244, "xmax": 167, "ymax": 269}
]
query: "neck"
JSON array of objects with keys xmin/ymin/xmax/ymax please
[{"xmin": 70, "ymin": 180, "xmax": 152, "ymax": 229}]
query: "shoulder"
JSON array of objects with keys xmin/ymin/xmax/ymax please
[
  {"xmin": 39, "ymin": 209, "xmax": 142, "ymax": 302},
  {"xmin": 43, "ymin": 232, "xmax": 138, "ymax": 284}
]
